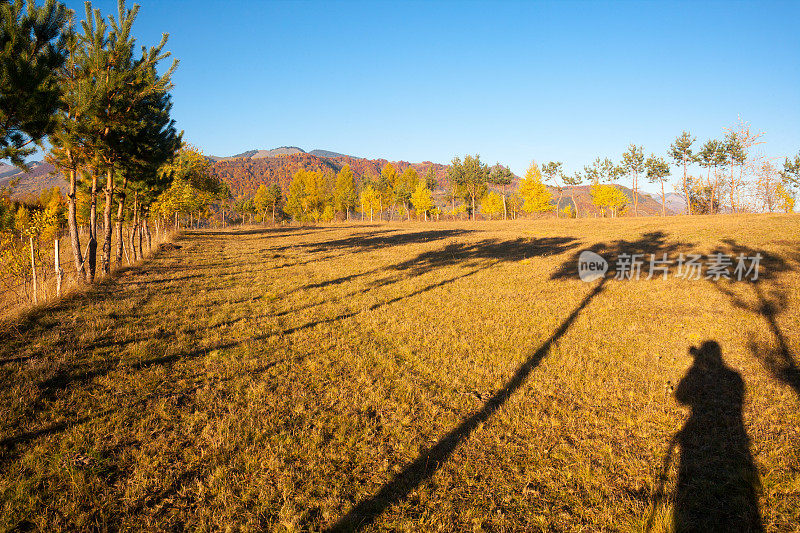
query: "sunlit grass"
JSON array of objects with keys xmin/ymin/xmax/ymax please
[{"xmin": 1, "ymin": 214, "xmax": 798, "ymax": 531}]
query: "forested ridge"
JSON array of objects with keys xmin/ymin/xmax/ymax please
[{"xmin": 209, "ymin": 152, "xmax": 452, "ymax": 199}]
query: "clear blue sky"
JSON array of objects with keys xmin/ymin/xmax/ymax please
[{"xmin": 64, "ymin": 0, "xmax": 799, "ymax": 185}]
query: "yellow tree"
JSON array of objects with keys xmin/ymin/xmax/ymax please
[
  {"xmin": 360, "ymin": 185, "xmax": 381, "ymax": 222},
  {"xmin": 591, "ymin": 184, "xmax": 628, "ymax": 217},
  {"xmin": 379, "ymin": 163, "xmax": 398, "ymax": 220},
  {"xmin": 335, "ymin": 164, "xmax": 357, "ymax": 220},
  {"xmin": 519, "ymin": 161, "xmax": 554, "ymax": 215},
  {"xmin": 410, "ymin": 181, "xmax": 433, "ymax": 221},
  {"xmin": 775, "ymin": 183, "xmax": 795, "ymax": 213},
  {"xmin": 253, "ymin": 184, "xmax": 270, "ymax": 222},
  {"xmin": 480, "ymin": 191, "xmax": 504, "ymax": 219}
]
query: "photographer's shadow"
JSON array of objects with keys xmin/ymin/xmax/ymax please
[{"xmin": 672, "ymin": 341, "xmax": 762, "ymax": 532}]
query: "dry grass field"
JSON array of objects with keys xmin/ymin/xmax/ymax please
[{"xmin": 1, "ymin": 215, "xmax": 799, "ymax": 532}]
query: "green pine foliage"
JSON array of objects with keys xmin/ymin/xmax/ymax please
[{"xmin": 0, "ymin": 0, "xmax": 70, "ymax": 167}]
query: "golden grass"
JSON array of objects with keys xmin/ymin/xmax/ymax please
[{"xmin": 0, "ymin": 214, "xmax": 798, "ymax": 531}]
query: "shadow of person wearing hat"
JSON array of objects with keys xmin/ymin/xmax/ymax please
[{"xmin": 672, "ymin": 341, "xmax": 762, "ymax": 532}]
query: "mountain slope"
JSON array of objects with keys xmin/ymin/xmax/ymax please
[{"xmin": 0, "ymin": 162, "xmax": 66, "ymax": 199}]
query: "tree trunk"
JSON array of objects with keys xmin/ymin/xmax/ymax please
[
  {"xmin": 137, "ymin": 210, "xmax": 143, "ymax": 260},
  {"xmin": 571, "ymin": 193, "xmax": 579, "ymax": 218},
  {"xmin": 633, "ymin": 174, "xmax": 639, "ymax": 216},
  {"xmin": 130, "ymin": 213, "xmax": 138, "ymax": 261},
  {"xmin": 29, "ymin": 236, "xmax": 37, "ymax": 304},
  {"xmin": 502, "ymin": 184, "xmax": 508, "ymax": 220},
  {"xmin": 683, "ymin": 156, "xmax": 692, "ymax": 215},
  {"xmin": 88, "ymin": 172, "xmax": 98, "ymax": 282},
  {"xmin": 133, "ymin": 193, "xmax": 140, "ymax": 260},
  {"xmin": 115, "ymin": 177, "xmax": 128, "ymax": 266},
  {"xmin": 471, "ymin": 193, "xmax": 476, "ymax": 221},
  {"xmin": 101, "ymin": 167, "xmax": 114, "ymax": 275},
  {"xmin": 145, "ymin": 218, "xmax": 152, "ymax": 252},
  {"xmin": 66, "ymin": 166, "xmax": 85, "ymax": 283},
  {"xmin": 660, "ymin": 181, "xmax": 666, "ymax": 217}
]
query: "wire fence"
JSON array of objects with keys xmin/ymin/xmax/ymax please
[{"xmin": 1, "ymin": 225, "xmax": 175, "ymax": 320}]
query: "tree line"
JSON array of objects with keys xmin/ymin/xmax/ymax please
[
  {"xmin": 1, "ymin": 0, "xmax": 226, "ymax": 307},
  {"xmin": 244, "ymin": 127, "xmax": 798, "ymax": 224}
]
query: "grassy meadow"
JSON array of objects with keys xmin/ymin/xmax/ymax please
[{"xmin": 1, "ymin": 214, "xmax": 799, "ymax": 531}]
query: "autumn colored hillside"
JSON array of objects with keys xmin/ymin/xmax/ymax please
[{"xmin": 208, "ymin": 152, "xmax": 452, "ymax": 199}]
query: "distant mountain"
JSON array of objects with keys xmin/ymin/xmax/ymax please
[
  {"xmin": 210, "ymin": 152, "xmax": 451, "ymax": 199},
  {"xmin": 664, "ymin": 192, "xmax": 688, "ymax": 214},
  {"xmin": 209, "ymin": 147, "xmax": 307, "ymax": 161},
  {"xmin": 0, "ymin": 163, "xmax": 22, "ymax": 180},
  {"xmin": 0, "ymin": 161, "xmax": 66, "ymax": 199},
  {"xmin": 251, "ymin": 147, "xmax": 305, "ymax": 158},
  {"xmin": 539, "ymin": 184, "xmax": 675, "ymax": 217},
  {"xmin": 309, "ymin": 149, "xmax": 352, "ymax": 159}
]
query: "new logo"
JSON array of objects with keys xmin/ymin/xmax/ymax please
[{"xmin": 578, "ymin": 250, "xmax": 608, "ymax": 282}]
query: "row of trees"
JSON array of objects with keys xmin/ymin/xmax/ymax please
[
  {"xmin": 235, "ymin": 137, "xmax": 798, "ymax": 225},
  {"xmin": 267, "ymin": 157, "xmax": 559, "ymax": 224},
  {"xmin": 0, "ymin": 1, "xmax": 231, "ymax": 307}
]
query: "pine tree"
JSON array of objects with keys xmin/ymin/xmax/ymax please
[
  {"xmin": 47, "ymin": 23, "xmax": 93, "ymax": 282},
  {"xmin": 447, "ymin": 154, "xmax": 488, "ymax": 220},
  {"xmin": 562, "ymin": 171, "xmax": 583, "ymax": 218},
  {"xmin": 621, "ymin": 144, "xmax": 644, "ymax": 216},
  {"xmin": 0, "ymin": 0, "xmax": 70, "ymax": 167},
  {"xmin": 113, "ymin": 68, "xmax": 180, "ymax": 263},
  {"xmin": 79, "ymin": 0, "xmax": 179, "ymax": 275},
  {"xmin": 583, "ymin": 157, "xmax": 621, "ymax": 185},
  {"xmin": 668, "ymin": 131, "xmax": 696, "ymax": 215},
  {"xmin": 645, "ymin": 154, "xmax": 671, "ymax": 216},
  {"xmin": 782, "ymin": 152, "xmax": 800, "ymax": 191},
  {"xmin": 724, "ymin": 131, "xmax": 746, "ymax": 213},
  {"xmin": 423, "ymin": 166, "xmax": 437, "ymax": 190},
  {"xmin": 698, "ymin": 139, "xmax": 725, "ymax": 214},
  {"xmin": 488, "ymin": 164, "xmax": 513, "ymax": 219},
  {"xmin": 541, "ymin": 161, "xmax": 564, "ymax": 217}
]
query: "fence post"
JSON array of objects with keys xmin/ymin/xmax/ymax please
[
  {"xmin": 55, "ymin": 237, "xmax": 63, "ymax": 297},
  {"xmin": 29, "ymin": 236, "xmax": 37, "ymax": 305}
]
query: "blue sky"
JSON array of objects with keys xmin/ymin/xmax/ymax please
[{"xmin": 63, "ymin": 0, "xmax": 799, "ymax": 186}]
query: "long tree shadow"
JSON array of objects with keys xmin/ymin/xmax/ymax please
[
  {"xmin": 268, "ymin": 228, "xmax": 475, "ymax": 255},
  {"xmin": 649, "ymin": 341, "xmax": 762, "ymax": 532},
  {"xmin": 275, "ymin": 236, "xmax": 579, "ymax": 323},
  {"xmin": 708, "ymin": 240, "xmax": 798, "ymax": 399},
  {"xmin": 327, "ymin": 230, "xmax": 688, "ymax": 531}
]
